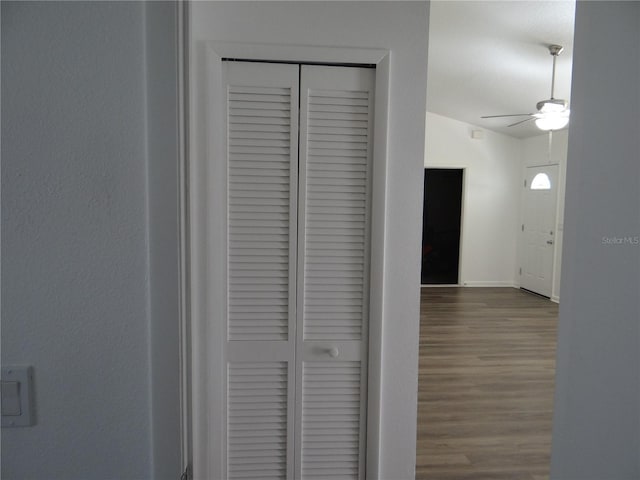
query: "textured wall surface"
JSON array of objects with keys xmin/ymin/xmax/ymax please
[{"xmin": 2, "ymin": 2, "xmax": 152, "ymax": 478}]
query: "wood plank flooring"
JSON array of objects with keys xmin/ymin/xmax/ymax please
[{"xmin": 416, "ymin": 287, "xmax": 559, "ymax": 480}]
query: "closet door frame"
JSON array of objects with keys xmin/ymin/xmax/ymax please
[{"xmin": 187, "ymin": 42, "xmax": 391, "ymax": 480}]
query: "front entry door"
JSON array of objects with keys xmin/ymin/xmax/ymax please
[{"xmin": 521, "ymin": 165, "xmax": 558, "ymax": 297}]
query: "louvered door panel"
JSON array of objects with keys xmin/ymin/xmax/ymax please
[
  {"xmin": 301, "ymin": 362, "xmax": 362, "ymax": 478},
  {"xmin": 228, "ymin": 81, "xmax": 295, "ymax": 341},
  {"xmin": 224, "ymin": 61, "xmax": 299, "ymax": 480},
  {"xmin": 295, "ymin": 65, "xmax": 374, "ymax": 480},
  {"xmin": 303, "ymin": 84, "xmax": 371, "ymax": 341},
  {"xmin": 228, "ymin": 363, "xmax": 289, "ymax": 479},
  {"xmin": 223, "ymin": 62, "xmax": 374, "ymax": 480}
]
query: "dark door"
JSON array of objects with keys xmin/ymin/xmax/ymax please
[{"xmin": 421, "ymin": 168, "xmax": 463, "ymax": 284}]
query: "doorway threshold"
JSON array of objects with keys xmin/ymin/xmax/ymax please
[{"xmin": 520, "ymin": 287, "xmax": 551, "ymax": 300}]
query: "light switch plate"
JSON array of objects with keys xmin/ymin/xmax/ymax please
[{"xmin": 1, "ymin": 366, "xmax": 35, "ymax": 427}]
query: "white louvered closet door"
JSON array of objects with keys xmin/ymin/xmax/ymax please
[
  {"xmin": 224, "ymin": 61, "xmax": 299, "ymax": 480},
  {"xmin": 223, "ymin": 61, "xmax": 374, "ymax": 480},
  {"xmin": 295, "ymin": 65, "xmax": 374, "ymax": 480}
]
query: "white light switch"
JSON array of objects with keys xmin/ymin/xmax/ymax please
[{"xmin": 1, "ymin": 366, "xmax": 35, "ymax": 427}]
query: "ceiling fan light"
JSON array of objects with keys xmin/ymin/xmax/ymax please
[
  {"xmin": 540, "ymin": 101, "xmax": 566, "ymax": 113},
  {"xmin": 535, "ymin": 112, "xmax": 570, "ymax": 131},
  {"xmin": 536, "ymin": 98, "xmax": 569, "ymax": 113}
]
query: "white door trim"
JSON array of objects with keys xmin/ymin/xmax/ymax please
[
  {"xmin": 176, "ymin": 2, "xmax": 191, "ymax": 477},
  {"xmin": 185, "ymin": 40, "xmax": 391, "ymax": 480}
]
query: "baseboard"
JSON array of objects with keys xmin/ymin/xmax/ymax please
[
  {"xmin": 460, "ymin": 281, "xmax": 517, "ymax": 288},
  {"xmin": 419, "ymin": 282, "xmax": 557, "ymax": 301}
]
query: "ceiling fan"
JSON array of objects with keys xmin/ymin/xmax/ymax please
[{"xmin": 481, "ymin": 44, "xmax": 570, "ymax": 131}]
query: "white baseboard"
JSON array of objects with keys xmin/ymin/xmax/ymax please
[
  {"xmin": 420, "ymin": 282, "xmax": 519, "ymax": 288},
  {"xmin": 419, "ymin": 282, "xmax": 558, "ymax": 302},
  {"xmin": 459, "ymin": 281, "xmax": 517, "ymax": 288}
]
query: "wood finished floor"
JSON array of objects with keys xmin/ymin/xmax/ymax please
[{"xmin": 416, "ymin": 287, "xmax": 559, "ymax": 480}]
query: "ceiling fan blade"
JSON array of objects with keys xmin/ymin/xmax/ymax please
[
  {"xmin": 481, "ymin": 113, "xmax": 534, "ymax": 119},
  {"xmin": 507, "ymin": 117, "xmax": 535, "ymax": 127}
]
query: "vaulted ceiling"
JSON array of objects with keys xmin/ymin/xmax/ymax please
[{"xmin": 427, "ymin": 0, "xmax": 576, "ymax": 138}]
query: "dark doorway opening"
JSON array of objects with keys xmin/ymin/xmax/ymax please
[{"xmin": 421, "ymin": 168, "xmax": 463, "ymax": 284}]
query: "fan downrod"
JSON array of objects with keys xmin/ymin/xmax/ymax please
[{"xmin": 546, "ymin": 44, "xmax": 564, "ymax": 100}]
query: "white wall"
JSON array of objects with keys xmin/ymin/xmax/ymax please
[
  {"xmin": 521, "ymin": 130, "xmax": 569, "ymax": 301},
  {"xmin": 551, "ymin": 2, "xmax": 640, "ymax": 478},
  {"xmin": 189, "ymin": 2, "xmax": 429, "ymax": 478},
  {"xmin": 1, "ymin": 2, "xmax": 151, "ymax": 478},
  {"xmin": 2, "ymin": 2, "xmax": 182, "ymax": 479},
  {"xmin": 425, "ymin": 112, "xmax": 522, "ymax": 287}
]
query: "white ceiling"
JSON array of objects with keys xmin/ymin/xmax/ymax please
[{"xmin": 427, "ymin": 0, "xmax": 576, "ymax": 138}]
